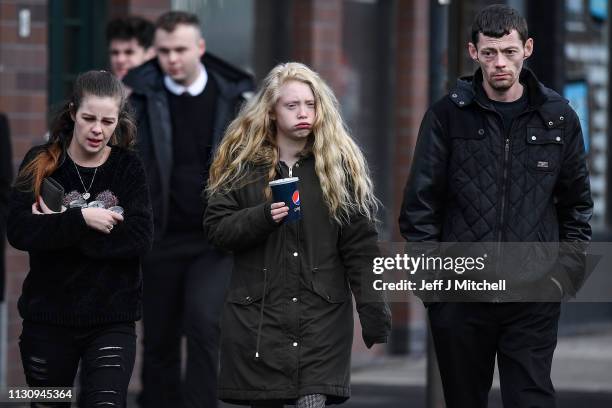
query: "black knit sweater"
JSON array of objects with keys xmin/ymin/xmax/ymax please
[{"xmin": 7, "ymin": 146, "xmax": 153, "ymax": 327}]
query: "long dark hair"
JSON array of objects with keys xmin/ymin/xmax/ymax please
[{"xmin": 17, "ymin": 70, "xmax": 136, "ymax": 198}]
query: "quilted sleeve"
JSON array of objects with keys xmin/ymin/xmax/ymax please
[
  {"xmin": 551, "ymin": 108, "xmax": 593, "ymax": 297},
  {"xmin": 399, "ymin": 109, "xmax": 449, "ymax": 242}
]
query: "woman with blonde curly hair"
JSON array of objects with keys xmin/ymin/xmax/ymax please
[{"xmin": 204, "ymin": 62, "xmax": 391, "ymax": 408}]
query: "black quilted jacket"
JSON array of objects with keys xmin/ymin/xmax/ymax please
[{"xmin": 399, "ymin": 68, "xmax": 592, "ymax": 296}]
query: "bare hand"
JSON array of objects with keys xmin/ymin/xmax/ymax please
[
  {"xmin": 81, "ymin": 208, "xmax": 124, "ymax": 234},
  {"xmin": 33, "ymin": 198, "xmax": 66, "ymax": 214},
  {"xmin": 271, "ymin": 202, "xmax": 289, "ymax": 223}
]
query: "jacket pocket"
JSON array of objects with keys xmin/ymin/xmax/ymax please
[
  {"xmin": 226, "ymin": 283, "xmax": 266, "ymax": 305},
  {"xmin": 449, "ymin": 127, "xmax": 486, "ymax": 140},
  {"xmin": 311, "ymin": 266, "xmax": 351, "ymax": 304},
  {"xmin": 226, "ymin": 265, "xmax": 267, "ymax": 305},
  {"xmin": 526, "ymin": 127, "xmax": 564, "ymax": 172},
  {"xmin": 449, "ymin": 125, "xmax": 487, "ymax": 176}
]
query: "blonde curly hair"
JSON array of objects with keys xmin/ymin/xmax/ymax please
[{"xmin": 207, "ymin": 62, "xmax": 378, "ymax": 224}]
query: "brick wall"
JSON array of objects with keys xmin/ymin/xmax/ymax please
[
  {"xmin": 0, "ymin": 0, "xmax": 48, "ymax": 386},
  {"xmin": 129, "ymin": 0, "xmax": 171, "ymax": 22},
  {"xmin": 392, "ymin": 0, "xmax": 429, "ymax": 237},
  {"xmin": 389, "ymin": 0, "xmax": 430, "ymax": 354},
  {"xmin": 291, "ymin": 0, "xmax": 343, "ymax": 93}
]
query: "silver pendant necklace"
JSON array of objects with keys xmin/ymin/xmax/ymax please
[{"xmin": 72, "ymin": 160, "xmax": 97, "ymax": 200}]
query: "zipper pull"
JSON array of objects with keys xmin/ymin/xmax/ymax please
[
  {"xmin": 505, "ymin": 139, "xmax": 510, "ymax": 152},
  {"xmin": 289, "ymin": 165, "xmax": 293, "ymax": 178}
]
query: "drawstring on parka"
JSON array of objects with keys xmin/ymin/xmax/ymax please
[{"xmin": 254, "ymin": 266, "xmax": 268, "ymax": 360}]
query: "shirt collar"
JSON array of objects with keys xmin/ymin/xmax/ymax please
[{"xmin": 164, "ymin": 63, "xmax": 208, "ymax": 96}]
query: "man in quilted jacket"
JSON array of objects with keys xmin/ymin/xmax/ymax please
[{"xmin": 399, "ymin": 4, "xmax": 592, "ymax": 408}]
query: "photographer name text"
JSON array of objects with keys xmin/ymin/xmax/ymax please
[{"xmin": 372, "ymin": 279, "xmax": 506, "ymax": 291}]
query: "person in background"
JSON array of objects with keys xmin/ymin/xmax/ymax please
[
  {"xmin": 123, "ymin": 10, "xmax": 254, "ymax": 408},
  {"xmin": 39, "ymin": 16, "xmax": 154, "ymax": 144},
  {"xmin": 107, "ymin": 16, "xmax": 155, "ymax": 80},
  {"xmin": 7, "ymin": 71, "xmax": 153, "ymax": 407}
]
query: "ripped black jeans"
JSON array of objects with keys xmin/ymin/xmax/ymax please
[{"xmin": 19, "ymin": 320, "xmax": 136, "ymax": 408}]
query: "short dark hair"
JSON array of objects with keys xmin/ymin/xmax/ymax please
[
  {"xmin": 106, "ymin": 16, "xmax": 154, "ymax": 49},
  {"xmin": 471, "ymin": 4, "xmax": 528, "ymax": 46},
  {"xmin": 155, "ymin": 11, "xmax": 201, "ymax": 33}
]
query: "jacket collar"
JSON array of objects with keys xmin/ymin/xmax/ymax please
[
  {"xmin": 164, "ymin": 63, "xmax": 208, "ymax": 96},
  {"xmin": 124, "ymin": 52, "xmax": 252, "ymax": 98},
  {"xmin": 448, "ymin": 67, "xmax": 568, "ymax": 127}
]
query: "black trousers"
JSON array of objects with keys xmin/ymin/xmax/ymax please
[
  {"xmin": 428, "ymin": 302, "xmax": 560, "ymax": 408},
  {"xmin": 19, "ymin": 320, "xmax": 136, "ymax": 408},
  {"xmin": 140, "ymin": 235, "xmax": 232, "ymax": 408}
]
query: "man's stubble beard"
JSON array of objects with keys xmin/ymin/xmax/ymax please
[{"xmin": 488, "ymin": 76, "xmax": 516, "ymax": 92}]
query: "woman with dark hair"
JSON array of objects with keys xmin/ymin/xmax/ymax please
[{"xmin": 7, "ymin": 70, "xmax": 153, "ymax": 407}]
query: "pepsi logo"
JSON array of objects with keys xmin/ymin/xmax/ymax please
[{"xmin": 292, "ymin": 190, "xmax": 300, "ymax": 206}]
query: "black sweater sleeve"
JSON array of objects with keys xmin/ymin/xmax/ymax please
[
  {"xmin": 7, "ymin": 148, "xmax": 89, "ymax": 251},
  {"xmin": 8, "ymin": 198, "xmax": 88, "ymax": 251},
  {"xmin": 77, "ymin": 153, "xmax": 153, "ymax": 259}
]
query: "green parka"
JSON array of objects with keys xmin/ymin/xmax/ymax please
[{"xmin": 203, "ymin": 154, "xmax": 391, "ymax": 405}]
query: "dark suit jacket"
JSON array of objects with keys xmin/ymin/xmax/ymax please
[{"xmin": 124, "ymin": 53, "xmax": 254, "ymax": 241}]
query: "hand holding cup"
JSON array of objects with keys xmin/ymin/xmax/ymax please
[
  {"xmin": 271, "ymin": 202, "xmax": 289, "ymax": 223},
  {"xmin": 269, "ymin": 177, "xmax": 302, "ymax": 223}
]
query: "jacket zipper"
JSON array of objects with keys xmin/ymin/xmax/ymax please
[
  {"xmin": 495, "ymin": 112, "xmax": 534, "ymax": 301},
  {"xmin": 487, "ymin": 109, "xmax": 512, "ymax": 302},
  {"xmin": 288, "ymin": 161, "xmax": 299, "ymax": 177},
  {"xmin": 498, "ymin": 137, "xmax": 510, "ymax": 243},
  {"xmin": 474, "ymin": 100, "xmax": 533, "ymax": 243},
  {"xmin": 474, "ymin": 102, "xmax": 520, "ymax": 302},
  {"xmin": 473, "ymin": 98, "xmax": 538, "ymax": 301},
  {"xmin": 495, "ymin": 108, "xmax": 535, "ymax": 242}
]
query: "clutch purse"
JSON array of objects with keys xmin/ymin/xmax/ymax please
[{"xmin": 40, "ymin": 177, "xmax": 64, "ymax": 212}]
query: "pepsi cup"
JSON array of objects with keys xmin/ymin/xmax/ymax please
[{"xmin": 269, "ymin": 177, "xmax": 302, "ymax": 222}]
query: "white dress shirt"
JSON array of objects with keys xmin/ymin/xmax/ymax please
[{"xmin": 164, "ymin": 63, "xmax": 208, "ymax": 96}]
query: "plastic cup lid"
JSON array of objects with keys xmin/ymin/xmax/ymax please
[{"xmin": 269, "ymin": 177, "xmax": 299, "ymax": 186}]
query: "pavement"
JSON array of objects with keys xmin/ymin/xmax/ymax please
[
  {"xmin": 344, "ymin": 328, "xmax": 612, "ymax": 407},
  {"xmin": 123, "ymin": 328, "xmax": 612, "ymax": 407},
  {"xmin": 350, "ymin": 328, "xmax": 612, "ymax": 393}
]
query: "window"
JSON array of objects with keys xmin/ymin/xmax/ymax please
[{"xmin": 48, "ymin": 0, "xmax": 108, "ymax": 107}]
